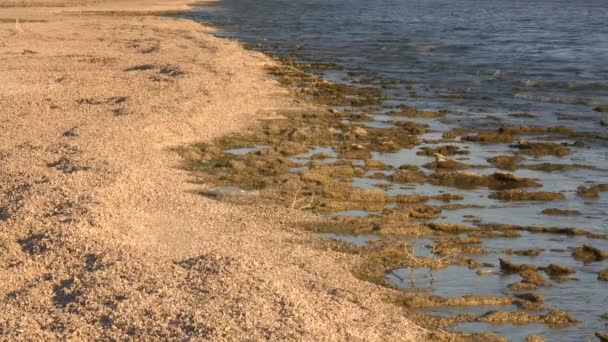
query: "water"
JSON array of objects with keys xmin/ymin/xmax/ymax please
[
  {"xmin": 182, "ymin": 0, "xmax": 608, "ymax": 134},
  {"xmin": 184, "ymin": 1, "xmax": 608, "ymax": 340}
]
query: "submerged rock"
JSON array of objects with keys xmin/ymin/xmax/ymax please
[
  {"xmin": 541, "ymin": 208, "xmax": 581, "ymax": 216},
  {"xmin": 489, "ymin": 189, "xmax": 565, "ymax": 201}
]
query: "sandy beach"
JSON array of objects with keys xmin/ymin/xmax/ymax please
[{"xmin": 0, "ymin": 1, "xmax": 431, "ymax": 340}]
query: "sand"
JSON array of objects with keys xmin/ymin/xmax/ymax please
[{"xmin": 0, "ymin": 0, "xmax": 429, "ymax": 340}]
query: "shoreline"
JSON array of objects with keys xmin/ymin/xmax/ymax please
[
  {"xmin": 0, "ymin": 1, "xmax": 430, "ymax": 340},
  {"xmin": 176, "ymin": 4, "xmax": 608, "ymax": 342}
]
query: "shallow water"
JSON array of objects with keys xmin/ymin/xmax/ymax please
[
  {"xmin": 182, "ymin": 0, "xmax": 608, "ymax": 134},
  {"xmin": 187, "ymin": 1, "xmax": 608, "ymax": 340}
]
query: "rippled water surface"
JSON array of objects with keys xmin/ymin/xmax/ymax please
[
  {"xmin": 183, "ymin": 0, "xmax": 608, "ymax": 132},
  {"xmin": 183, "ymin": 0, "xmax": 608, "ymax": 340}
]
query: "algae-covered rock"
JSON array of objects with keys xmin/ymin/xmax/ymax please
[
  {"xmin": 543, "ymin": 264, "xmax": 575, "ymax": 277},
  {"xmin": 577, "ymin": 183, "xmax": 608, "ymax": 198},
  {"xmin": 524, "ymin": 334, "xmax": 545, "ymax": 342},
  {"xmin": 417, "ymin": 145, "xmax": 469, "ymax": 156},
  {"xmin": 509, "ymin": 282, "xmax": 538, "ymax": 291},
  {"xmin": 512, "ymin": 140, "xmax": 570, "ymax": 157},
  {"xmin": 423, "ymin": 153, "xmax": 470, "ymax": 170},
  {"xmin": 489, "ymin": 189, "xmax": 565, "ymax": 201},
  {"xmin": 594, "ymin": 105, "xmax": 608, "ymax": 112},
  {"xmin": 513, "ymin": 248, "xmax": 543, "ymax": 257},
  {"xmin": 478, "ymin": 309, "xmax": 576, "ymax": 326},
  {"xmin": 572, "ymin": 244, "xmax": 608, "ymax": 262},
  {"xmin": 523, "ymin": 163, "xmax": 594, "ymax": 173},
  {"xmin": 300, "ymin": 170, "xmax": 333, "ymax": 185},
  {"xmin": 488, "ymin": 154, "xmax": 524, "ymax": 170},
  {"xmin": 431, "ymin": 171, "xmax": 540, "ymax": 190},
  {"xmin": 391, "ymin": 105, "xmax": 443, "ymax": 118},
  {"xmin": 463, "ymin": 132, "xmax": 514, "ymax": 144},
  {"xmin": 401, "ymin": 294, "xmax": 511, "ymax": 308},
  {"xmin": 597, "ymin": 332, "xmax": 608, "ymax": 342},
  {"xmin": 520, "ymin": 269, "xmax": 546, "ymax": 285},
  {"xmin": 515, "ymin": 292, "xmax": 545, "ymax": 303},
  {"xmin": 498, "ymin": 125, "xmax": 572, "ymax": 135},
  {"xmin": 599, "ymin": 269, "xmax": 608, "ymax": 281},
  {"xmin": 390, "ymin": 168, "xmax": 427, "ymax": 183},
  {"xmin": 499, "ymin": 258, "xmax": 537, "ymax": 273},
  {"xmin": 364, "ymin": 159, "xmax": 391, "ymax": 170},
  {"xmin": 541, "ymin": 208, "xmax": 581, "ymax": 216}
]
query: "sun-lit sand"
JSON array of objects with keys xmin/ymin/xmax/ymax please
[{"xmin": 0, "ymin": 1, "xmax": 428, "ymax": 340}]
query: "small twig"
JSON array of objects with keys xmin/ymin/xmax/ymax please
[{"xmin": 289, "ymin": 185, "xmax": 302, "ymax": 210}]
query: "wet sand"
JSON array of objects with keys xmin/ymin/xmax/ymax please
[{"xmin": 0, "ymin": 1, "xmax": 428, "ymax": 340}]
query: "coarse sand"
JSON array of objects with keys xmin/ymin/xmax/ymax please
[{"xmin": 0, "ymin": 1, "xmax": 429, "ymax": 340}]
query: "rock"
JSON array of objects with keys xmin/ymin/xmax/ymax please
[
  {"xmin": 520, "ymin": 269, "xmax": 546, "ymax": 285},
  {"xmin": 599, "ymin": 269, "xmax": 608, "ymax": 281},
  {"xmin": 597, "ymin": 332, "xmax": 608, "ymax": 342},
  {"xmin": 489, "ymin": 189, "xmax": 565, "ymax": 201},
  {"xmin": 512, "ymin": 141, "xmax": 571, "ymax": 157},
  {"xmin": 577, "ymin": 184, "xmax": 608, "ymax": 198},
  {"xmin": 541, "ymin": 208, "xmax": 581, "ymax": 216},
  {"xmin": 499, "ymin": 258, "xmax": 537, "ymax": 273},
  {"xmin": 364, "ymin": 159, "xmax": 389, "ymax": 170},
  {"xmin": 515, "ymin": 292, "xmax": 545, "ymax": 303},
  {"xmin": 524, "ymin": 335, "xmax": 545, "ymax": 342},
  {"xmin": 423, "ymin": 153, "xmax": 470, "ymax": 170},
  {"xmin": 352, "ymin": 127, "xmax": 368, "ymax": 138},
  {"xmin": 477, "ymin": 309, "xmax": 575, "ymax": 325},
  {"xmin": 476, "ymin": 269, "xmax": 493, "ymax": 276},
  {"xmin": 544, "ymin": 264, "xmax": 575, "ymax": 277},
  {"xmin": 434, "ymin": 153, "xmax": 449, "ymax": 163},
  {"xmin": 601, "ymin": 120, "xmax": 608, "ymax": 127},
  {"xmin": 390, "ymin": 168, "xmax": 427, "ymax": 183},
  {"xmin": 509, "ymin": 282, "xmax": 538, "ymax": 291},
  {"xmin": 572, "ymin": 244, "xmax": 607, "ymax": 262},
  {"xmin": 594, "ymin": 105, "xmax": 608, "ymax": 113},
  {"xmin": 300, "ymin": 170, "xmax": 333, "ymax": 185},
  {"xmin": 543, "ymin": 310, "xmax": 577, "ymax": 325},
  {"xmin": 514, "ymin": 248, "xmax": 543, "ymax": 257},
  {"xmin": 492, "ymin": 171, "xmax": 520, "ymax": 182}
]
